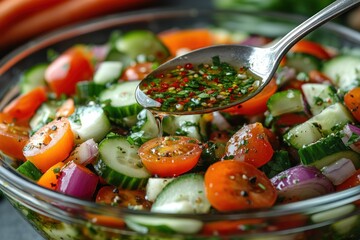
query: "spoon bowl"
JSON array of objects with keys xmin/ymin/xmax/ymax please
[{"xmin": 136, "ymin": 0, "xmax": 359, "ymax": 115}]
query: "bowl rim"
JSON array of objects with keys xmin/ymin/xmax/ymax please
[{"xmin": 1, "ymin": 7, "xmax": 360, "ymax": 221}]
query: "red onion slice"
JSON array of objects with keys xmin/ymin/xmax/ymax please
[
  {"xmin": 341, "ymin": 124, "xmax": 360, "ymax": 153},
  {"xmin": 56, "ymin": 162, "xmax": 99, "ymax": 200},
  {"xmin": 66, "ymin": 139, "xmax": 99, "ymax": 165},
  {"xmin": 321, "ymin": 158, "xmax": 356, "ymax": 186},
  {"xmin": 271, "ymin": 165, "xmax": 334, "ymax": 203}
]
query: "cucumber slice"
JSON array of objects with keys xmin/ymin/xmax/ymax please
[
  {"xmin": 76, "ymin": 81, "xmax": 105, "ymax": 103},
  {"xmin": 162, "ymin": 114, "xmax": 208, "ymax": 141},
  {"xmin": 298, "ymin": 134, "xmax": 355, "ymax": 169},
  {"xmin": 145, "ymin": 178, "xmax": 174, "ymax": 202},
  {"xmin": 286, "ymin": 52, "xmax": 322, "ymax": 73},
  {"xmin": 115, "ymin": 30, "xmax": 170, "ymax": 62},
  {"xmin": 20, "ymin": 63, "xmax": 48, "ymax": 93},
  {"xmin": 301, "ymin": 83, "xmax": 339, "ymax": 115},
  {"xmin": 93, "ymin": 61, "xmax": 123, "ymax": 85},
  {"xmin": 151, "ymin": 173, "xmax": 211, "ymax": 214},
  {"xmin": 69, "ymin": 105, "xmax": 111, "ymax": 144},
  {"xmin": 100, "ymin": 81, "xmax": 143, "ymax": 119},
  {"xmin": 322, "ymin": 55, "xmax": 360, "ymax": 91},
  {"xmin": 127, "ymin": 109, "xmax": 159, "ymax": 145},
  {"xmin": 267, "ymin": 89, "xmax": 305, "ymax": 117},
  {"xmin": 94, "ymin": 135, "xmax": 150, "ymax": 189},
  {"xmin": 284, "ymin": 103, "xmax": 354, "ymax": 148},
  {"xmin": 125, "ymin": 215, "xmax": 203, "ymax": 235},
  {"xmin": 17, "ymin": 160, "xmax": 42, "ymax": 181}
]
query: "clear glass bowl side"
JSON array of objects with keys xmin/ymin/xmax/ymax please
[{"xmin": 1, "ymin": 8, "xmax": 360, "ymax": 240}]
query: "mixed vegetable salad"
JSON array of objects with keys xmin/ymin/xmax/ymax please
[{"xmin": 1, "ymin": 26, "xmax": 360, "ymax": 236}]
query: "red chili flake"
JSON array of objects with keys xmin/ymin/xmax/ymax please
[
  {"xmin": 213, "ymin": 78, "xmax": 219, "ymax": 83},
  {"xmin": 171, "ymin": 82, "xmax": 180, "ymax": 88},
  {"xmin": 184, "ymin": 63, "xmax": 193, "ymax": 70},
  {"xmin": 183, "ymin": 77, "xmax": 189, "ymax": 83},
  {"xmin": 142, "ymin": 83, "xmax": 148, "ymax": 87},
  {"xmin": 189, "ymin": 92, "xmax": 196, "ymax": 97},
  {"xmin": 228, "ymin": 87, "xmax": 233, "ymax": 93},
  {"xmin": 156, "ymin": 73, "xmax": 165, "ymax": 78},
  {"xmin": 155, "ymin": 98, "xmax": 164, "ymax": 104},
  {"xmin": 203, "ymin": 73, "xmax": 208, "ymax": 78},
  {"xmin": 180, "ymin": 71, "xmax": 187, "ymax": 77},
  {"xmin": 150, "ymin": 82, "xmax": 156, "ymax": 87},
  {"xmin": 207, "ymin": 89, "xmax": 215, "ymax": 94},
  {"xmin": 177, "ymin": 65, "xmax": 183, "ymax": 69},
  {"xmin": 161, "ymin": 83, "xmax": 170, "ymax": 89},
  {"xmin": 199, "ymin": 86, "xmax": 205, "ymax": 91}
]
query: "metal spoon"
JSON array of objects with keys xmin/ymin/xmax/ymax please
[{"xmin": 136, "ymin": 0, "xmax": 360, "ymax": 115}]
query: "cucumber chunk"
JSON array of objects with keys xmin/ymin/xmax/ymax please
[
  {"xmin": 127, "ymin": 109, "xmax": 159, "ymax": 145},
  {"xmin": 151, "ymin": 173, "xmax": 211, "ymax": 214},
  {"xmin": 94, "ymin": 135, "xmax": 150, "ymax": 189},
  {"xmin": 284, "ymin": 103, "xmax": 354, "ymax": 148},
  {"xmin": 322, "ymin": 55, "xmax": 360, "ymax": 91},
  {"xmin": 29, "ymin": 101, "xmax": 59, "ymax": 133},
  {"xmin": 100, "ymin": 81, "xmax": 143, "ymax": 119},
  {"xmin": 145, "ymin": 178, "xmax": 174, "ymax": 202},
  {"xmin": 162, "ymin": 114, "xmax": 208, "ymax": 141},
  {"xmin": 116, "ymin": 30, "xmax": 170, "ymax": 62},
  {"xmin": 76, "ymin": 81, "xmax": 105, "ymax": 103},
  {"xmin": 299, "ymin": 134, "xmax": 360, "ymax": 169},
  {"xmin": 286, "ymin": 53, "xmax": 322, "ymax": 73},
  {"xmin": 267, "ymin": 89, "xmax": 305, "ymax": 117},
  {"xmin": 69, "ymin": 105, "xmax": 111, "ymax": 143},
  {"xmin": 93, "ymin": 61, "xmax": 123, "ymax": 85},
  {"xmin": 17, "ymin": 160, "xmax": 42, "ymax": 181},
  {"xmin": 20, "ymin": 63, "xmax": 48, "ymax": 93},
  {"xmin": 301, "ymin": 83, "xmax": 339, "ymax": 115}
]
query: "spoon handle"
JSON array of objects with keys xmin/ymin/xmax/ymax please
[{"xmin": 272, "ymin": 0, "xmax": 360, "ymax": 57}]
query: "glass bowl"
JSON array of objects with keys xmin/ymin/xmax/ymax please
[{"xmin": 1, "ymin": 8, "xmax": 360, "ymax": 240}]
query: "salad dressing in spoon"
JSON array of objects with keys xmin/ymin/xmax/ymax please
[{"xmin": 136, "ymin": 0, "xmax": 359, "ymax": 116}]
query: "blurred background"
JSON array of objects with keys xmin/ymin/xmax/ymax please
[{"xmin": 0, "ymin": 0, "xmax": 359, "ymax": 239}]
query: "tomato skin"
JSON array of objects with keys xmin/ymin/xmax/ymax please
[
  {"xmin": 138, "ymin": 136, "xmax": 203, "ymax": 177},
  {"xmin": 344, "ymin": 87, "xmax": 360, "ymax": 122},
  {"xmin": 120, "ymin": 62, "xmax": 154, "ymax": 81},
  {"xmin": 204, "ymin": 160, "xmax": 277, "ymax": 212},
  {"xmin": 0, "ymin": 123, "xmax": 29, "ymax": 160},
  {"xmin": 3, "ymin": 87, "xmax": 47, "ymax": 121},
  {"xmin": 221, "ymin": 79, "xmax": 277, "ymax": 115},
  {"xmin": 289, "ymin": 39, "xmax": 331, "ymax": 60},
  {"xmin": 223, "ymin": 122, "xmax": 274, "ymax": 168},
  {"xmin": 45, "ymin": 45, "xmax": 94, "ymax": 96},
  {"xmin": 23, "ymin": 117, "xmax": 74, "ymax": 172},
  {"xmin": 158, "ymin": 29, "xmax": 213, "ymax": 56}
]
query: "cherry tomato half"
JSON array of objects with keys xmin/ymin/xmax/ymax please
[
  {"xmin": 223, "ymin": 122, "xmax": 274, "ymax": 168},
  {"xmin": 204, "ymin": 160, "xmax": 277, "ymax": 212},
  {"xmin": 0, "ymin": 123, "xmax": 29, "ymax": 160},
  {"xmin": 45, "ymin": 45, "xmax": 94, "ymax": 96},
  {"xmin": 138, "ymin": 136, "xmax": 203, "ymax": 177},
  {"xmin": 3, "ymin": 87, "xmax": 47, "ymax": 121},
  {"xmin": 121, "ymin": 62, "xmax": 154, "ymax": 81},
  {"xmin": 344, "ymin": 87, "xmax": 360, "ymax": 122},
  {"xmin": 289, "ymin": 39, "xmax": 331, "ymax": 60},
  {"xmin": 23, "ymin": 117, "xmax": 74, "ymax": 172}
]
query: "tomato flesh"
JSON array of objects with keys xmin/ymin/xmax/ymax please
[
  {"xmin": 3, "ymin": 87, "xmax": 47, "ymax": 121},
  {"xmin": 23, "ymin": 118, "xmax": 74, "ymax": 172},
  {"xmin": 204, "ymin": 160, "xmax": 277, "ymax": 212},
  {"xmin": 138, "ymin": 136, "xmax": 202, "ymax": 177},
  {"xmin": 0, "ymin": 123, "xmax": 29, "ymax": 160},
  {"xmin": 344, "ymin": 87, "xmax": 360, "ymax": 122},
  {"xmin": 223, "ymin": 122, "xmax": 274, "ymax": 168}
]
